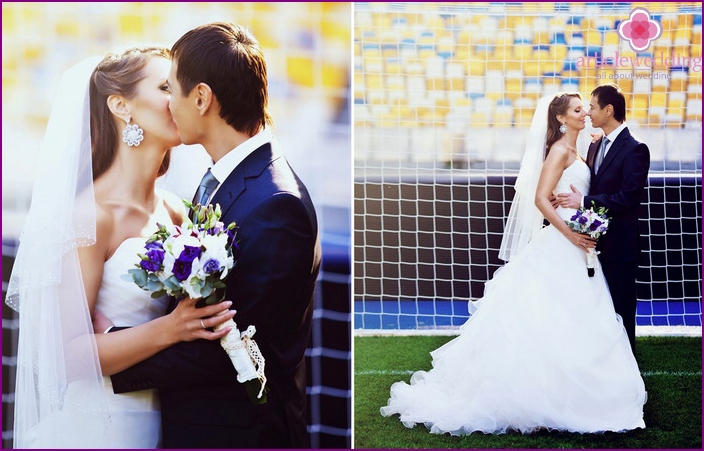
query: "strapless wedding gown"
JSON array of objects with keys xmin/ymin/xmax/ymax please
[
  {"xmin": 381, "ymin": 160, "xmax": 647, "ymax": 435},
  {"xmin": 91, "ymin": 237, "xmax": 169, "ymax": 448}
]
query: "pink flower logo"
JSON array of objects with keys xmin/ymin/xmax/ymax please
[{"xmin": 618, "ymin": 8, "xmax": 662, "ymax": 52}]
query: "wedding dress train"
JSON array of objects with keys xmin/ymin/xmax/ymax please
[{"xmin": 381, "ymin": 160, "xmax": 647, "ymax": 435}]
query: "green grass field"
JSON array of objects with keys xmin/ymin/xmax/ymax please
[{"xmin": 354, "ymin": 335, "xmax": 702, "ymax": 449}]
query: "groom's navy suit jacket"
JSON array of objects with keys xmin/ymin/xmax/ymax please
[
  {"xmin": 584, "ymin": 127, "xmax": 649, "ymax": 264},
  {"xmin": 111, "ymin": 141, "xmax": 321, "ymax": 449},
  {"xmin": 584, "ymin": 127, "xmax": 649, "ymax": 348}
]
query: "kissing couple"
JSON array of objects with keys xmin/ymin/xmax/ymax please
[{"xmin": 7, "ymin": 22, "xmax": 321, "ymax": 449}]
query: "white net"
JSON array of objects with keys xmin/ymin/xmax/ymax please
[{"xmin": 353, "ymin": 2, "xmax": 702, "ymax": 332}]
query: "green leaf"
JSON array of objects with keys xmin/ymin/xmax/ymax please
[
  {"xmin": 151, "ymin": 290, "xmax": 166, "ymax": 299},
  {"xmin": 162, "ymin": 276, "xmax": 180, "ymax": 290},
  {"xmin": 200, "ymin": 284, "xmax": 214, "ymax": 298},
  {"xmin": 127, "ymin": 268, "xmax": 148, "ymax": 287},
  {"xmin": 204, "ymin": 290, "xmax": 224, "ymax": 305},
  {"xmin": 146, "ymin": 280, "xmax": 163, "ymax": 292}
]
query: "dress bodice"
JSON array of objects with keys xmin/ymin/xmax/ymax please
[
  {"xmin": 554, "ymin": 159, "xmax": 591, "ymax": 221},
  {"xmin": 96, "ymin": 237, "xmax": 169, "ymax": 326}
]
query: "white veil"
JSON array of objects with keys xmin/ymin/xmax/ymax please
[
  {"xmin": 498, "ymin": 95, "xmax": 553, "ymax": 262},
  {"xmin": 6, "ymin": 57, "xmax": 115, "ymax": 448}
]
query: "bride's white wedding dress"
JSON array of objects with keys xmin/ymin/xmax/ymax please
[
  {"xmin": 381, "ymin": 160, "xmax": 647, "ymax": 435},
  {"xmin": 26, "ymin": 238, "xmax": 168, "ymax": 448},
  {"xmin": 93, "ymin": 237, "xmax": 169, "ymax": 448}
]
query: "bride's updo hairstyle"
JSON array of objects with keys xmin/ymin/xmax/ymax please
[
  {"xmin": 545, "ymin": 92, "xmax": 582, "ymax": 157},
  {"xmin": 89, "ymin": 47, "xmax": 171, "ymax": 180}
]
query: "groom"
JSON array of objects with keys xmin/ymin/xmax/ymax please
[
  {"xmin": 111, "ymin": 23, "xmax": 321, "ymax": 448},
  {"xmin": 557, "ymin": 83, "xmax": 650, "ymax": 351}
]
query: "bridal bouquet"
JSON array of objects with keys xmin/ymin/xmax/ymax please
[
  {"xmin": 566, "ymin": 202, "xmax": 611, "ymax": 277},
  {"xmin": 123, "ymin": 200, "xmax": 267, "ymax": 404}
]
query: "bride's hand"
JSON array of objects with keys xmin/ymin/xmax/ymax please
[
  {"xmin": 168, "ymin": 298, "xmax": 235, "ymax": 343},
  {"xmin": 566, "ymin": 230, "xmax": 597, "ymax": 253}
]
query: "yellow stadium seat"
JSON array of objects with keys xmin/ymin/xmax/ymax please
[
  {"xmin": 514, "ymin": 97, "xmax": 536, "ymax": 128},
  {"xmin": 470, "ymin": 111, "xmax": 490, "ymax": 128},
  {"xmin": 686, "ymin": 98, "xmax": 702, "ymax": 121},
  {"xmin": 617, "ymin": 76, "xmax": 633, "ymax": 96},
  {"xmin": 604, "ymin": 31, "xmax": 620, "ymax": 45},
  {"xmin": 446, "ymin": 62, "xmax": 466, "ymax": 91},
  {"xmin": 366, "ymin": 89, "xmax": 386, "ymax": 105},
  {"xmin": 669, "ymin": 70, "xmax": 688, "ymax": 93},
  {"xmin": 550, "ymin": 45, "xmax": 568, "ymax": 62},
  {"xmin": 651, "ymin": 70, "xmax": 670, "ymax": 93},
  {"xmin": 668, "ymin": 92, "xmax": 687, "ymax": 110},
  {"xmin": 385, "ymin": 58, "xmax": 401, "ymax": 75},
  {"xmin": 494, "ymin": 103, "xmax": 514, "ymax": 128},
  {"xmin": 365, "ymin": 73, "xmax": 384, "ymax": 90},
  {"xmin": 402, "ymin": 59, "xmax": 425, "ymax": 76},
  {"xmin": 584, "ymin": 30, "xmax": 603, "ymax": 47}
]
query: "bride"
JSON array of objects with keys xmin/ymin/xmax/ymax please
[
  {"xmin": 6, "ymin": 49, "xmax": 234, "ymax": 448},
  {"xmin": 380, "ymin": 93, "xmax": 647, "ymax": 435}
]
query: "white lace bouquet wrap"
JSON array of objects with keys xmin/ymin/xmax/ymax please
[
  {"xmin": 123, "ymin": 200, "xmax": 267, "ymax": 403},
  {"xmin": 215, "ymin": 321, "xmax": 267, "ymax": 399},
  {"xmin": 565, "ymin": 201, "xmax": 611, "ymax": 277}
]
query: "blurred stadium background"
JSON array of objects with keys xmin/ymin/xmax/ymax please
[
  {"xmin": 2, "ymin": 2, "xmax": 350, "ymax": 448},
  {"xmin": 353, "ymin": 3, "xmax": 702, "ymax": 333}
]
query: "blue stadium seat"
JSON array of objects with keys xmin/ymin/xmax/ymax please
[{"xmin": 551, "ymin": 32, "xmax": 567, "ymax": 45}]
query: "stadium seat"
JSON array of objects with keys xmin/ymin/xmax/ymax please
[
  {"xmin": 685, "ymin": 98, "xmax": 702, "ymax": 121},
  {"xmin": 651, "ymin": 70, "xmax": 670, "ymax": 92},
  {"xmin": 669, "ymin": 67, "xmax": 689, "ymax": 92},
  {"xmin": 494, "ymin": 98, "xmax": 514, "ymax": 127},
  {"xmin": 666, "ymin": 92, "xmax": 687, "ymax": 127},
  {"xmin": 485, "ymin": 69, "xmax": 505, "ymax": 100},
  {"xmin": 465, "ymin": 76, "xmax": 485, "ymax": 97},
  {"xmin": 514, "ymin": 96, "xmax": 536, "ymax": 127},
  {"xmin": 505, "ymin": 70, "xmax": 524, "ymax": 100}
]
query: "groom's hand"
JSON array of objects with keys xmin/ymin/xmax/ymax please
[
  {"xmin": 556, "ymin": 185, "xmax": 583, "ymax": 209},
  {"xmin": 92, "ymin": 309, "xmax": 114, "ymax": 334},
  {"xmin": 549, "ymin": 193, "xmax": 559, "ymax": 209}
]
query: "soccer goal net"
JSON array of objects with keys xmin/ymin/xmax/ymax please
[{"xmin": 353, "ymin": 2, "xmax": 702, "ymax": 334}]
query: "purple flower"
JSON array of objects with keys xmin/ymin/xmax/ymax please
[
  {"xmin": 145, "ymin": 241, "xmax": 164, "ymax": 251},
  {"xmin": 589, "ymin": 219, "xmax": 603, "ymax": 231},
  {"xmin": 140, "ymin": 258, "xmax": 160, "ymax": 272},
  {"xmin": 207, "ymin": 224, "xmax": 223, "ymax": 236},
  {"xmin": 179, "ymin": 245, "xmax": 201, "ymax": 263},
  {"xmin": 203, "ymin": 258, "xmax": 221, "ymax": 274},
  {"xmin": 172, "ymin": 259, "xmax": 193, "ymax": 281},
  {"xmin": 140, "ymin": 248, "xmax": 164, "ymax": 272},
  {"xmin": 579, "ymin": 216, "xmax": 588, "ymax": 225}
]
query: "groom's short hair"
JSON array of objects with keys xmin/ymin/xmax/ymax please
[
  {"xmin": 171, "ymin": 22, "xmax": 272, "ymax": 136},
  {"xmin": 591, "ymin": 83, "xmax": 626, "ymax": 123}
]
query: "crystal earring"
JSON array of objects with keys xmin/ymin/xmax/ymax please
[
  {"xmin": 122, "ymin": 116, "xmax": 144, "ymax": 147},
  {"xmin": 559, "ymin": 122, "xmax": 568, "ymax": 134}
]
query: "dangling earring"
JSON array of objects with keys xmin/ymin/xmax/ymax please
[
  {"xmin": 122, "ymin": 116, "xmax": 144, "ymax": 147},
  {"xmin": 559, "ymin": 122, "xmax": 568, "ymax": 134}
]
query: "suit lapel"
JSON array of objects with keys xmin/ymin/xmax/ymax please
[
  {"xmin": 210, "ymin": 142, "xmax": 281, "ymax": 217},
  {"xmin": 586, "ymin": 140, "xmax": 599, "ymax": 177},
  {"xmin": 594, "ymin": 127, "xmax": 630, "ymax": 182}
]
